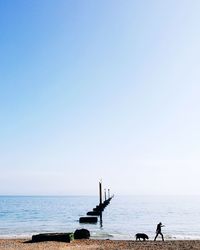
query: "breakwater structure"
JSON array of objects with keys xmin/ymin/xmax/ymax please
[{"xmin": 79, "ymin": 181, "xmax": 114, "ymax": 226}]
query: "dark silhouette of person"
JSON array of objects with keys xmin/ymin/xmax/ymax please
[{"xmin": 154, "ymin": 222, "xmax": 165, "ymax": 241}]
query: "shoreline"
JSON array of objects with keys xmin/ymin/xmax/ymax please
[
  {"xmin": 1, "ymin": 234, "xmax": 200, "ymax": 241},
  {"xmin": 0, "ymin": 239, "xmax": 200, "ymax": 249}
]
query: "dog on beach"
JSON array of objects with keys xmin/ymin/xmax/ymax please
[{"xmin": 135, "ymin": 233, "xmax": 149, "ymax": 241}]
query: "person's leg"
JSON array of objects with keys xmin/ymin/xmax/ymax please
[
  {"xmin": 154, "ymin": 233, "xmax": 158, "ymax": 241},
  {"xmin": 160, "ymin": 233, "xmax": 164, "ymax": 241}
]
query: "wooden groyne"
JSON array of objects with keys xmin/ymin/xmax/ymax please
[{"xmin": 79, "ymin": 181, "xmax": 114, "ymax": 224}]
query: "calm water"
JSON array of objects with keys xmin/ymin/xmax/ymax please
[{"xmin": 0, "ymin": 195, "xmax": 200, "ymax": 240}]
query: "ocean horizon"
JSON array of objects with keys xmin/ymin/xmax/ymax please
[{"xmin": 0, "ymin": 195, "xmax": 200, "ymax": 240}]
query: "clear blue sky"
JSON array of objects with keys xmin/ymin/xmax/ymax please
[{"xmin": 0, "ymin": 0, "xmax": 200, "ymax": 195}]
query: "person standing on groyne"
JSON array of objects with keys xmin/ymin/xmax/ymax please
[{"xmin": 154, "ymin": 222, "xmax": 165, "ymax": 241}]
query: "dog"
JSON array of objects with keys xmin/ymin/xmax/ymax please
[{"xmin": 135, "ymin": 233, "xmax": 149, "ymax": 241}]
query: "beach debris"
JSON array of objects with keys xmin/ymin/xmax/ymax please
[
  {"xmin": 31, "ymin": 232, "xmax": 74, "ymax": 242},
  {"xmin": 74, "ymin": 229, "xmax": 90, "ymax": 239},
  {"xmin": 135, "ymin": 233, "xmax": 149, "ymax": 241}
]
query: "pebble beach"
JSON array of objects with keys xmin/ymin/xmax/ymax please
[{"xmin": 1, "ymin": 239, "xmax": 200, "ymax": 250}]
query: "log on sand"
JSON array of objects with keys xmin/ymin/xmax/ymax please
[{"xmin": 32, "ymin": 233, "xmax": 73, "ymax": 242}]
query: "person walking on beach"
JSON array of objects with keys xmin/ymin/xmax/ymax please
[{"xmin": 154, "ymin": 222, "xmax": 165, "ymax": 241}]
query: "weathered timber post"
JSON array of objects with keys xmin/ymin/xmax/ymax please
[
  {"xmin": 100, "ymin": 211, "xmax": 103, "ymax": 228},
  {"xmin": 108, "ymin": 189, "xmax": 110, "ymax": 199},
  {"xmin": 104, "ymin": 189, "xmax": 107, "ymax": 201},
  {"xmin": 99, "ymin": 181, "xmax": 102, "ymax": 206}
]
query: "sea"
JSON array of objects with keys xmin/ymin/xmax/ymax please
[{"xmin": 0, "ymin": 195, "xmax": 200, "ymax": 240}]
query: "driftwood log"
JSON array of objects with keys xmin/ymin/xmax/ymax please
[{"xmin": 32, "ymin": 233, "xmax": 73, "ymax": 242}]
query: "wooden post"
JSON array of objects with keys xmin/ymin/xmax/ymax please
[
  {"xmin": 104, "ymin": 189, "xmax": 107, "ymax": 201},
  {"xmin": 108, "ymin": 189, "xmax": 110, "ymax": 199},
  {"xmin": 99, "ymin": 181, "xmax": 102, "ymax": 206},
  {"xmin": 100, "ymin": 211, "xmax": 103, "ymax": 228}
]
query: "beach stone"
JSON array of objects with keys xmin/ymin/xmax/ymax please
[
  {"xmin": 32, "ymin": 233, "xmax": 74, "ymax": 242},
  {"xmin": 74, "ymin": 229, "xmax": 90, "ymax": 239}
]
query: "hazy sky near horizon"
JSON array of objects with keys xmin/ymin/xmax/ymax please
[{"xmin": 0, "ymin": 0, "xmax": 200, "ymax": 195}]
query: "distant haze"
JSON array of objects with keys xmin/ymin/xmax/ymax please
[{"xmin": 0, "ymin": 0, "xmax": 200, "ymax": 195}]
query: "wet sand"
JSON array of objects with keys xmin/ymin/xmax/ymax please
[{"xmin": 0, "ymin": 239, "xmax": 200, "ymax": 250}]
